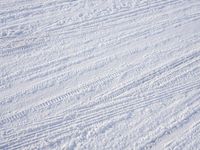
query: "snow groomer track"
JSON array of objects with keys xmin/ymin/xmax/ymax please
[{"xmin": 1, "ymin": 0, "xmax": 200, "ymax": 149}]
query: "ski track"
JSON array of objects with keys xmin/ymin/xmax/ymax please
[{"xmin": 0, "ymin": 0, "xmax": 200, "ymax": 149}]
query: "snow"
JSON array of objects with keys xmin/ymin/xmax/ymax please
[{"xmin": 0, "ymin": 0, "xmax": 200, "ymax": 149}]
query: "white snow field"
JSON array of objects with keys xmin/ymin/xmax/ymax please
[{"xmin": 1, "ymin": 0, "xmax": 200, "ymax": 149}]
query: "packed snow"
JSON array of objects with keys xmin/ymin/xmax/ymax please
[{"xmin": 0, "ymin": 0, "xmax": 200, "ymax": 149}]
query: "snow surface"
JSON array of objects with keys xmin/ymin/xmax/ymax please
[{"xmin": 0, "ymin": 0, "xmax": 200, "ymax": 149}]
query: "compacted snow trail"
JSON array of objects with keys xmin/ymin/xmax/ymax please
[{"xmin": 1, "ymin": 0, "xmax": 200, "ymax": 149}]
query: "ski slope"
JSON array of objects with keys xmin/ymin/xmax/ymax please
[{"xmin": 0, "ymin": 0, "xmax": 200, "ymax": 149}]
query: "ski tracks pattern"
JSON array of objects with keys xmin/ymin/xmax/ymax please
[{"xmin": 0, "ymin": 0, "xmax": 200, "ymax": 149}]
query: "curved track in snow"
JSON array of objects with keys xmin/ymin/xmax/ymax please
[{"xmin": 0, "ymin": 0, "xmax": 200, "ymax": 149}]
